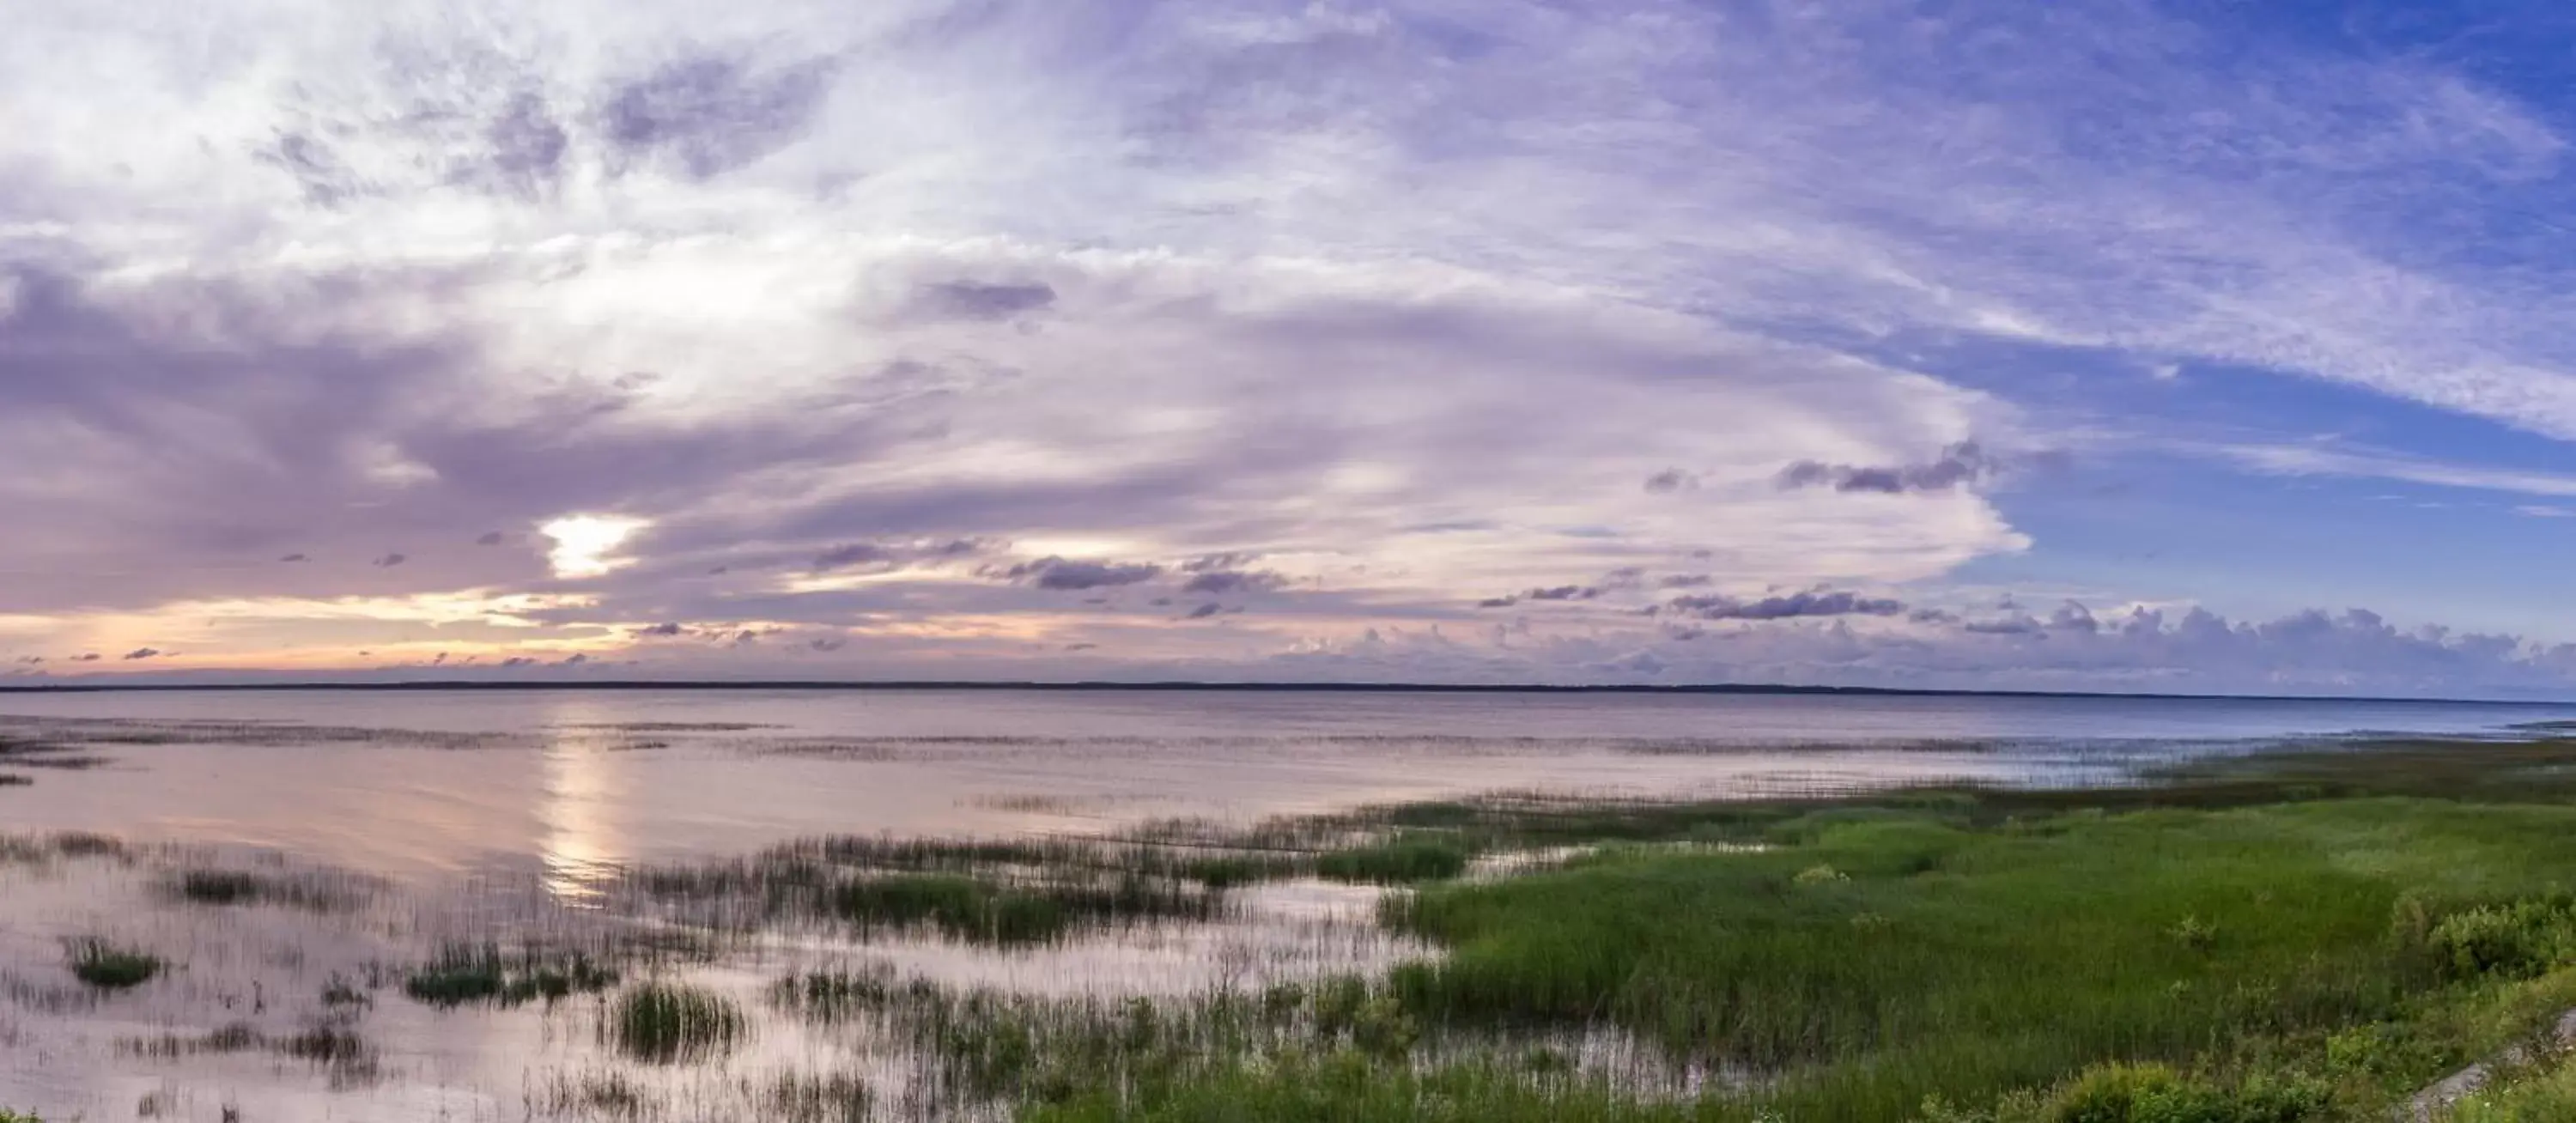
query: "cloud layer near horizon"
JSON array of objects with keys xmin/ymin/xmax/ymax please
[{"xmin": 8, "ymin": 1, "xmax": 2576, "ymax": 695}]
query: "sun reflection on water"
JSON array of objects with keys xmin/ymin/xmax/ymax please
[{"xmin": 539, "ymin": 697, "xmax": 628, "ymax": 905}]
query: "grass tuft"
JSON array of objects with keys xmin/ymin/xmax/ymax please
[
  {"xmin": 762, "ymin": 1071, "xmax": 872, "ymax": 1123},
  {"xmin": 167, "ymin": 866, "xmax": 378, "ymax": 911},
  {"xmin": 1315, "ymin": 835, "xmax": 1473, "ymax": 883},
  {"xmin": 65, "ymin": 938, "xmax": 160, "ymax": 990},
  {"xmin": 607, "ymin": 980, "xmax": 744, "ymax": 1064},
  {"xmin": 403, "ymin": 944, "xmax": 617, "ymax": 1007}
]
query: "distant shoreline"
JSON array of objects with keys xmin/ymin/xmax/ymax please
[{"xmin": 0, "ymin": 679, "xmax": 2565, "ymax": 707}]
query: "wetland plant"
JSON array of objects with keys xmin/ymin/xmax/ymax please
[
  {"xmin": 761, "ymin": 1072, "xmax": 873, "ymax": 1123},
  {"xmin": 824, "ymin": 871, "xmax": 1220, "ymax": 944},
  {"xmin": 320, "ymin": 973, "xmax": 373, "ymax": 1008},
  {"xmin": 167, "ymin": 866, "xmax": 374, "ymax": 911},
  {"xmin": 608, "ymin": 980, "xmax": 744, "ymax": 1064},
  {"xmin": 529, "ymin": 1071, "xmax": 649, "ymax": 1120},
  {"xmin": 404, "ymin": 944, "xmax": 618, "ymax": 1007},
  {"xmin": 1314, "ymin": 834, "xmax": 1473, "ymax": 883},
  {"xmin": 65, "ymin": 938, "xmax": 160, "ymax": 990}
]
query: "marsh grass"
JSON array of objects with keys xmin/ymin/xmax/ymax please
[
  {"xmin": 635, "ymin": 820, "xmax": 1486, "ymax": 946},
  {"xmin": 320, "ymin": 972, "xmax": 373, "ymax": 1008},
  {"xmin": 0, "ymin": 732, "xmax": 109, "ymax": 771},
  {"xmin": 641, "ymin": 840, "xmax": 1240, "ymax": 944},
  {"xmin": 1376, "ymin": 793, "xmax": 2576, "ymax": 1119},
  {"xmin": 740, "ymin": 738, "xmax": 2576, "ymax": 1120},
  {"xmin": 1315, "ymin": 835, "xmax": 1474, "ymax": 883},
  {"xmin": 403, "ymin": 944, "xmax": 618, "ymax": 1007},
  {"xmin": 119, "ymin": 1022, "xmax": 263, "ymax": 1058},
  {"xmin": 0, "ymin": 831, "xmax": 127, "ymax": 865},
  {"xmin": 760, "ymin": 1072, "xmax": 872, "ymax": 1123},
  {"xmin": 529, "ymin": 1071, "xmax": 651, "ymax": 1120},
  {"xmin": 117, "ymin": 1020, "xmax": 377, "ymax": 1083},
  {"xmin": 65, "ymin": 938, "xmax": 161, "ymax": 990},
  {"xmin": 775, "ymin": 969, "xmax": 1459, "ymax": 1106},
  {"xmin": 608, "ymin": 980, "xmax": 744, "ymax": 1064},
  {"xmin": 167, "ymin": 866, "xmax": 371, "ymax": 911}
]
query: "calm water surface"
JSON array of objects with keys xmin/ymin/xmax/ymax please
[{"xmin": 0, "ymin": 688, "xmax": 2563, "ymax": 879}]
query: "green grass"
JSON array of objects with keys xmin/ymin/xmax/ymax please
[
  {"xmin": 1376, "ymin": 796, "xmax": 2576, "ymax": 1119},
  {"xmin": 1315, "ymin": 835, "xmax": 1474, "ymax": 883},
  {"xmin": 402, "ymin": 944, "xmax": 617, "ymax": 1007},
  {"xmin": 823, "ymin": 871, "xmax": 1222, "ymax": 944},
  {"xmin": 1019, "ymin": 1051, "xmax": 1686, "ymax": 1123},
  {"xmin": 607, "ymin": 980, "xmax": 744, "ymax": 1064},
  {"xmin": 2450, "ymin": 1051, "xmax": 2576, "ymax": 1121},
  {"xmin": 65, "ymin": 938, "xmax": 161, "ymax": 990},
  {"xmin": 748, "ymin": 738, "xmax": 2576, "ymax": 1121}
]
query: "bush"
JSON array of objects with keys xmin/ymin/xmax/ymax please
[{"xmin": 2424, "ymin": 898, "xmax": 2576, "ymax": 980}]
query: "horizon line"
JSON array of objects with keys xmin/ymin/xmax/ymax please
[{"xmin": 0, "ymin": 678, "xmax": 2567, "ymax": 707}]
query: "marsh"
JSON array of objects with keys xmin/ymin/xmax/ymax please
[{"xmin": 4, "ymin": 688, "xmax": 2576, "ymax": 1122}]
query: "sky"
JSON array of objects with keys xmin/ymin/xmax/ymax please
[{"xmin": 9, "ymin": 0, "xmax": 2576, "ymax": 697}]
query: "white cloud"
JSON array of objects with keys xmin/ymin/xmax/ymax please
[
  {"xmin": 8, "ymin": 1, "xmax": 2576, "ymax": 688},
  {"xmin": 2209, "ymin": 442, "xmax": 2576, "ymax": 500}
]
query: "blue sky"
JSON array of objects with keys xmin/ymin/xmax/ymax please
[{"xmin": 6, "ymin": 0, "xmax": 2576, "ymax": 696}]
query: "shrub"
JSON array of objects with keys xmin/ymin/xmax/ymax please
[{"xmin": 2426, "ymin": 898, "xmax": 2576, "ymax": 980}]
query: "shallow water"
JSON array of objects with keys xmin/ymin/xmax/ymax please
[
  {"xmin": 0, "ymin": 688, "xmax": 2565, "ymax": 1120},
  {"xmin": 1, "ymin": 688, "xmax": 2558, "ymax": 880}
]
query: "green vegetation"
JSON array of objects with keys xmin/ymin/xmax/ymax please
[
  {"xmin": 1384, "ymin": 795, "xmax": 2576, "ymax": 1118},
  {"xmin": 1315, "ymin": 834, "xmax": 1474, "ymax": 883},
  {"xmin": 637, "ymin": 824, "xmax": 1485, "ymax": 941},
  {"xmin": 607, "ymin": 980, "xmax": 744, "ymax": 1063},
  {"xmin": 828, "ymin": 871, "xmax": 1221, "ymax": 944},
  {"xmin": 761, "ymin": 1071, "xmax": 873, "ymax": 1123},
  {"xmin": 65, "ymin": 938, "xmax": 161, "ymax": 990},
  {"xmin": 0, "ymin": 1111, "xmax": 39, "ymax": 1123},
  {"xmin": 740, "ymin": 738, "xmax": 2576, "ymax": 1121},
  {"xmin": 168, "ymin": 866, "xmax": 368, "ymax": 910},
  {"xmin": 2451, "ymin": 1053, "xmax": 2576, "ymax": 1121},
  {"xmin": 402, "ymin": 944, "xmax": 617, "ymax": 1007}
]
